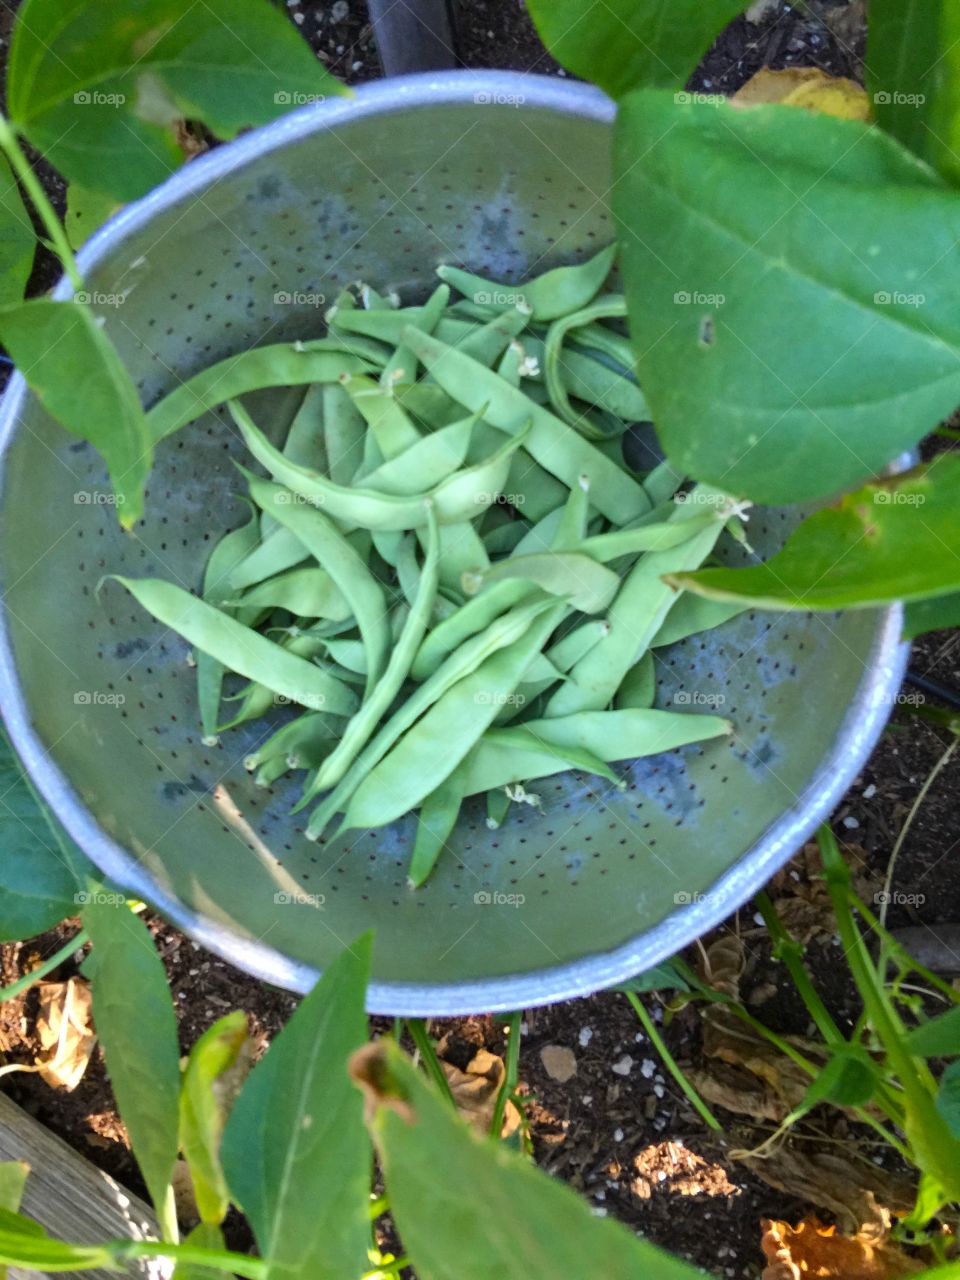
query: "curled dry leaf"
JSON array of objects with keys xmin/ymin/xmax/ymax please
[
  {"xmin": 767, "ymin": 842, "xmax": 879, "ymax": 944},
  {"xmin": 732, "ymin": 66, "xmax": 871, "ymax": 121},
  {"xmin": 440, "ymin": 1048, "xmax": 521, "ymax": 1137},
  {"xmin": 35, "ymin": 978, "xmax": 95, "ymax": 1091},
  {"xmin": 745, "ymin": 1148, "xmax": 915, "ymax": 1237},
  {"xmin": 348, "ymin": 1041, "xmax": 415, "ymax": 1127},
  {"xmin": 698, "ymin": 933, "xmax": 744, "ymax": 1001},
  {"xmin": 761, "ymin": 1215, "xmax": 923, "ymax": 1280}
]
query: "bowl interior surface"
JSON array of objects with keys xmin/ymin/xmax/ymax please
[{"xmin": 0, "ymin": 77, "xmax": 902, "ymax": 1012}]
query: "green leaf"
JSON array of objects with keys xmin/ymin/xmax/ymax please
[
  {"xmin": 803, "ymin": 1049, "xmax": 879, "ymax": 1109},
  {"xmin": 0, "ymin": 1210, "xmax": 111, "ymax": 1273},
  {"xmin": 905, "ymin": 1005, "xmax": 960, "ymax": 1058},
  {"xmin": 936, "ymin": 1060, "xmax": 960, "ymax": 1139},
  {"xmin": 526, "ymin": 0, "xmax": 749, "ymax": 97},
  {"xmin": 356, "ymin": 1041, "xmax": 701, "ymax": 1280},
  {"xmin": 0, "ymin": 1167, "xmax": 27, "ymax": 1215},
  {"xmin": 65, "ymin": 184, "xmax": 122, "ymax": 251},
  {"xmin": 221, "ymin": 935, "xmax": 372, "ymax": 1280},
  {"xmin": 904, "ymin": 590, "xmax": 960, "ymax": 639},
  {"xmin": 179, "ymin": 1012, "xmax": 249, "ymax": 1226},
  {"xmin": 613, "ymin": 92, "xmax": 960, "ymax": 504},
  {"xmin": 0, "ymin": 1165, "xmax": 27, "ymax": 1280},
  {"xmin": 8, "ymin": 0, "xmax": 347, "ymax": 200},
  {"xmin": 867, "ymin": 1, "xmax": 960, "ymax": 183},
  {"xmin": 668, "ymin": 457, "xmax": 960, "ymax": 610},
  {"xmin": 0, "ymin": 156, "xmax": 35, "ymax": 304},
  {"xmin": 83, "ymin": 901, "xmax": 180, "ymax": 1217},
  {"xmin": 0, "ymin": 730, "xmax": 82, "ymax": 940},
  {"xmin": 0, "ymin": 300, "xmax": 151, "ymax": 524},
  {"xmin": 614, "ymin": 960, "xmax": 690, "ymax": 994}
]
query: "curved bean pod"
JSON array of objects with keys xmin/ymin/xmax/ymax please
[
  {"xmin": 401, "ymin": 325, "xmax": 649, "ymax": 525},
  {"xmin": 232, "ymin": 399, "xmax": 531, "ymax": 532},
  {"xmin": 436, "ymin": 244, "xmax": 615, "ymax": 323},
  {"xmin": 146, "ymin": 340, "xmax": 382, "ymax": 443},
  {"xmin": 243, "ymin": 470, "xmax": 391, "ymax": 697}
]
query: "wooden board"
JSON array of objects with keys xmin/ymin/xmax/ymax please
[{"xmin": 0, "ymin": 1093, "xmax": 170, "ymax": 1279}]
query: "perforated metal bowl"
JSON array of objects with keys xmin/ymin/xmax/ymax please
[{"xmin": 0, "ymin": 73, "xmax": 906, "ymax": 1014}]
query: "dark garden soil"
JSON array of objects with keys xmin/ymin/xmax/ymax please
[{"xmin": 2, "ymin": 2, "xmax": 959, "ymax": 1276}]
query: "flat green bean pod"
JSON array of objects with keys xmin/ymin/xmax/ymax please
[
  {"xmin": 310, "ymin": 505, "xmax": 440, "ymax": 796},
  {"xmin": 402, "ymin": 325, "xmax": 649, "ymax": 526},
  {"xmin": 382, "ymin": 283, "xmax": 449, "ymax": 385},
  {"xmin": 232, "ymin": 399, "xmax": 531, "ymax": 532},
  {"xmin": 196, "ymin": 507, "xmax": 260, "ymax": 744},
  {"xmin": 359, "ymin": 410, "xmax": 478, "ymax": 497},
  {"xmin": 436, "ymin": 244, "xmax": 615, "ymax": 323},
  {"xmin": 545, "ymin": 496, "xmax": 731, "ymax": 717},
  {"xmin": 464, "ymin": 551, "xmax": 618, "ymax": 615},
  {"xmin": 651, "ymin": 594, "xmax": 749, "ymax": 649},
  {"xmin": 229, "ymin": 526, "xmax": 307, "ymax": 592},
  {"xmin": 110, "ymin": 576, "xmax": 359, "ymax": 716},
  {"xmin": 303, "ymin": 594, "xmax": 561, "ymax": 832},
  {"xmin": 146, "ymin": 340, "xmax": 382, "ymax": 443},
  {"xmin": 340, "ymin": 601, "xmax": 565, "ymax": 832},
  {"xmin": 408, "ymin": 762, "xmax": 468, "ymax": 888},
  {"xmin": 243, "ymin": 470, "xmax": 391, "ymax": 697},
  {"xmin": 231, "ymin": 566, "xmax": 351, "ymax": 621},
  {"xmin": 340, "ymin": 373, "xmax": 422, "ymax": 461}
]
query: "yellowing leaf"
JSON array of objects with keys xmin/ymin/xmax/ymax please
[{"xmin": 733, "ymin": 67, "xmax": 871, "ymax": 120}]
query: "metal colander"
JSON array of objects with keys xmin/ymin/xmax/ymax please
[{"xmin": 0, "ymin": 74, "xmax": 906, "ymax": 1014}]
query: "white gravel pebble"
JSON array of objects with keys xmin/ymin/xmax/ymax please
[
  {"xmin": 331, "ymin": 0, "xmax": 350, "ymax": 20},
  {"xmin": 611, "ymin": 1054, "xmax": 634, "ymax": 1076},
  {"xmin": 640, "ymin": 1058, "xmax": 656, "ymax": 1079},
  {"xmin": 863, "ymin": 783, "xmax": 877, "ymax": 799},
  {"xmin": 843, "ymin": 815, "xmax": 860, "ymax": 829},
  {"xmin": 579, "ymin": 1026, "xmax": 593, "ymax": 1047},
  {"xmin": 614, "ymin": 1127, "xmax": 624, "ymax": 1142}
]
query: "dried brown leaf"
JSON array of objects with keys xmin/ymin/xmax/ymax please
[
  {"xmin": 761, "ymin": 1215, "xmax": 923, "ymax": 1280},
  {"xmin": 440, "ymin": 1048, "xmax": 520, "ymax": 1137},
  {"xmin": 35, "ymin": 978, "xmax": 95, "ymax": 1091},
  {"xmin": 698, "ymin": 934, "xmax": 744, "ymax": 1001},
  {"xmin": 745, "ymin": 1148, "xmax": 915, "ymax": 1236}
]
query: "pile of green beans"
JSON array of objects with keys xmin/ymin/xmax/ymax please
[{"xmin": 117, "ymin": 248, "xmax": 748, "ymax": 886}]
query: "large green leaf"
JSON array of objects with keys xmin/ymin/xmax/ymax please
[
  {"xmin": 83, "ymin": 901, "xmax": 180, "ymax": 1217},
  {"xmin": 667, "ymin": 457, "xmax": 960, "ymax": 610},
  {"xmin": 867, "ymin": 1, "xmax": 960, "ymax": 183},
  {"xmin": 905, "ymin": 1006, "xmax": 960, "ymax": 1058},
  {"xmin": 526, "ymin": 0, "xmax": 749, "ymax": 97},
  {"xmin": 904, "ymin": 589, "xmax": 960, "ymax": 639},
  {"xmin": 179, "ymin": 1012, "xmax": 249, "ymax": 1226},
  {"xmin": 0, "ymin": 300, "xmax": 151, "ymax": 524},
  {"xmin": 0, "ymin": 730, "xmax": 82, "ymax": 940},
  {"xmin": 0, "ymin": 156, "xmax": 35, "ymax": 304},
  {"xmin": 8, "ymin": 0, "xmax": 346, "ymax": 200},
  {"xmin": 613, "ymin": 92, "xmax": 960, "ymax": 504},
  {"xmin": 357, "ymin": 1041, "xmax": 700, "ymax": 1280},
  {"xmin": 936, "ymin": 1060, "xmax": 960, "ymax": 1139},
  {"xmin": 221, "ymin": 935, "xmax": 372, "ymax": 1280},
  {"xmin": 65, "ymin": 184, "xmax": 122, "ymax": 251}
]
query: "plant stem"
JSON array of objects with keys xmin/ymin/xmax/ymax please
[
  {"xmin": 819, "ymin": 825, "xmax": 960, "ymax": 1206},
  {"xmin": 491, "ymin": 1010, "xmax": 522, "ymax": 1137},
  {"xmin": 0, "ymin": 112, "xmax": 83, "ymax": 291},
  {"xmin": 115, "ymin": 1239, "xmax": 267, "ymax": 1278},
  {"xmin": 0, "ymin": 929, "xmax": 89, "ymax": 1003},
  {"xmin": 625, "ymin": 991, "xmax": 721, "ymax": 1131},
  {"xmin": 405, "ymin": 1019, "xmax": 455, "ymax": 1107},
  {"xmin": 756, "ymin": 892, "xmax": 842, "ymax": 1045}
]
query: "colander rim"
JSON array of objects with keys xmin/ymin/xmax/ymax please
[{"xmin": 0, "ymin": 70, "xmax": 909, "ymax": 1013}]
